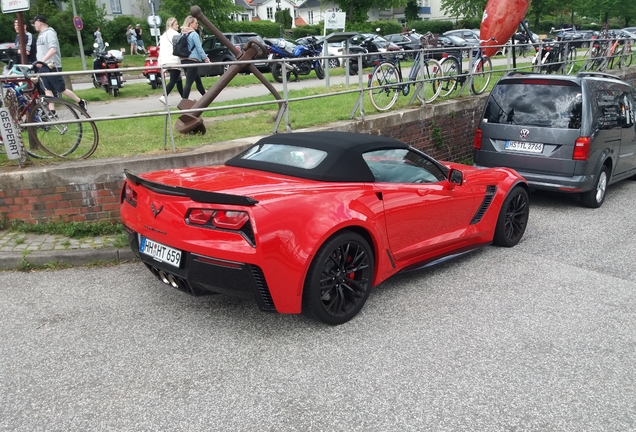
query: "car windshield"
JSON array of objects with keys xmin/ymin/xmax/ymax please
[
  {"xmin": 239, "ymin": 144, "xmax": 328, "ymax": 169},
  {"xmin": 484, "ymin": 80, "xmax": 583, "ymax": 129}
]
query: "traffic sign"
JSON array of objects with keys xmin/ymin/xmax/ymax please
[
  {"xmin": 147, "ymin": 15, "xmax": 161, "ymax": 28},
  {"xmin": 73, "ymin": 15, "xmax": 83, "ymax": 30},
  {"xmin": 1, "ymin": 0, "xmax": 30, "ymax": 13}
]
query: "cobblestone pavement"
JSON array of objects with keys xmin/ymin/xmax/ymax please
[{"xmin": 0, "ymin": 230, "xmax": 135, "ymax": 270}]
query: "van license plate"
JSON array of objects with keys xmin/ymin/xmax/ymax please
[
  {"xmin": 139, "ymin": 236, "xmax": 182, "ymax": 268},
  {"xmin": 505, "ymin": 141, "xmax": 544, "ymax": 153}
]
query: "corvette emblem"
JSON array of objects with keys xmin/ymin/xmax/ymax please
[
  {"xmin": 150, "ymin": 202, "xmax": 164, "ymax": 218},
  {"xmin": 520, "ymin": 128, "xmax": 530, "ymax": 139}
]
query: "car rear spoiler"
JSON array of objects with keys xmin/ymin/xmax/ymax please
[{"xmin": 124, "ymin": 169, "xmax": 259, "ymax": 206}]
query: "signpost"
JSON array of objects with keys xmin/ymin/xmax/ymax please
[
  {"xmin": 147, "ymin": 14, "xmax": 161, "ymax": 42},
  {"xmin": 69, "ymin": 0, "xmax": 86, "ymax": 70},
  {"xmin": 1, "ymin": 0, "xmax": 29, "ymax": 12},
  {"xmin": 324, "ymin": 11, "xmax": 346, "ymax": 34}
]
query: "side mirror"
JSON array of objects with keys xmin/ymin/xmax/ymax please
[{"xmin": 448, "ymin": 168, "xmax": 463, "ymax": 185}]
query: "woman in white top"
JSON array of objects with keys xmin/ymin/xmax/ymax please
[{"xmin": 158, "ymin": 17, "xmax": 184, "ymax": 104}]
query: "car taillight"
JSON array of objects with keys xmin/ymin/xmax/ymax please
[
  {"xmin": 188, "ymin": 209, "xmax": 214, "ymax": 225},
  {"xmin": 473, "ymin": 128, "xmax": 482, "ymax": 150},
  {"xmin": 123, "ymin": 182, "xmax": 137, "ymax": 207},
  {"xmin": 187, "ymin": 209, "xmax": 249, "ymax": 230},
  {"xmin": 213, "ymin": 211, "xmax": 249, "ymax": 230},
  {"xmin": 573, "ymin": 136, "xmax": 590, "ymax": 160}
]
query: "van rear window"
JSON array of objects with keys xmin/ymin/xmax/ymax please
[{"xmin": 484, "ymin": 81, "xmax": 583, "ymax": 129}]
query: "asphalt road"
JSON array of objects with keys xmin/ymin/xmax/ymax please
[{"xmin": 1, "ymin": 181, "xmax": 635, "ymax": 431}]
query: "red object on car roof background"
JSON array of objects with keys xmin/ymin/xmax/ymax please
[{"xmin": 480, "ymin": 0, "xmax": 531, "ymax": 58}]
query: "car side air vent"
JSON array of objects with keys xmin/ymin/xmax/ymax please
[
  {"xmin": 470, "ymin": 185, "xmax": 497, "ymax": 225},
  {"xmin": 249, "ymin": 265, "xmax": 276, "ymax": 311}
]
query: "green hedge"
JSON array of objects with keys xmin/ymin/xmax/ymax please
[
  {"xmin": 410, "ymin": 20, "xmax": 454, "ymax": 35},
  {"xmin": 218, "ymin": 20, "xmax": 286, "ymax": 38}
]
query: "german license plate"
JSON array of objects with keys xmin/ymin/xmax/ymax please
[
  {"xmin": 149, "ymin": 74, "xmax": 156, "ymax": 80},
  {"xmin": 111, "ymin": 78, "xmax": 118, "ymax": 87},
  {"xmin": 505, "ymin": 141, "xmax": 544, "ymax": 153},
  {"xmin": 139, "ymin": 236, "xmax": 182, "ymax": 268}
]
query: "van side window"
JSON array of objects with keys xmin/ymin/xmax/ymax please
[{"xmin": 593, "ymin": 86, "xmax": 623, "ymax": 130}]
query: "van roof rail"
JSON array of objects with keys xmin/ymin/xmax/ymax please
[{"xmin": 576, "ymin": 71, "xmax": 621, "ymax": 80}]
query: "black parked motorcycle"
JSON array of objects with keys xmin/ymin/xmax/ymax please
[{"xmin": 92, "ymin": 42, "xmax": 124, "ymax": 97}]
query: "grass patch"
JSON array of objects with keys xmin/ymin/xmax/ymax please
[{"xmin": 7, "ymin": 220, "xmax": 125, "ymax": 238}]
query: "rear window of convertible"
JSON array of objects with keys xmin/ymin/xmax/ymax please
[
  {"xmin": 484, "ymin": 80, "xmax": 583, "ymax": 129},
  {"xmin": 239, "ymin": 144, "xmax": 328, "ymax": 169}
]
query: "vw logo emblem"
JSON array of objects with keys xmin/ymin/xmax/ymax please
[{"xmin": 520, "ymin": 129, "xmax": 530, "ymax": 139}]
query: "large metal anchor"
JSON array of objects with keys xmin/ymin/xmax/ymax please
[{"xmin": 176, "ymin": 6, "xmax": 283, "ymax": 134}]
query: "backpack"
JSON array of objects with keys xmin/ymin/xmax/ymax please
[{"xmin": 172, "ymin": 33, "xmax": 191, "ymax": 58}]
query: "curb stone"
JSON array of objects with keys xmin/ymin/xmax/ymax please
[{"xmin": 0, "ymin": 248, "xmax": 138, "ymax": 270}]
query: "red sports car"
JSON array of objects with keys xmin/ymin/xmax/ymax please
[{"xmin": 120, "ymin": 131, "xmax": 529, "ymax": 325}]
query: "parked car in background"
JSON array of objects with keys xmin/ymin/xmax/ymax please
[
  {"xmin": 444, "ymin": 29, "xmax": 480, "ymax": 44},
  {"xmin": 435, "ymin": 34, "xmax": 471, "ymax": 59},
  {"xmin": 474, "ymin": 72, "xmax": 636, "ymax": 208},
  {"xmin": 201, "ymin": 32, "xmax": 269, "ymax": 76},
  {"xmin": 0, "ymin": 42, "xmax": 15, "ymax": 64},
  {"xmin": 384, "ymin": 33, "xmax": 421, "ymax": 57},
  {"xmin": 576, "ymin": 30, "xmax": 599, "ymax": 48},
  {"xmin": 120, "ymin": 131, "xmax": 530, "ymax": 325}
]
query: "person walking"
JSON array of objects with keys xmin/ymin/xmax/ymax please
[
  {"xmin": 32, "ymin": 15, "xmax": 87, "ymax": 112},
  {"xmin": 158, "ymin": 17, "xmax": 184, "ymax": 105},
  {"xmin": 179, "ymin": 15, "xmax": 209, "ymax": 100},
  {"xmin": 135, "ymin": 24, "xmax": 146, "ymax": 54},
  {"xmin": 94, "ymin": 26, "xmax": 104, "ymax": 51},
  {"xmin": 13, "ymin": 19, "xmax": 37, "ymax": 63},
  {"xmin": 127, "ymin": 25, "xmax": 138, "ymax": 55}
]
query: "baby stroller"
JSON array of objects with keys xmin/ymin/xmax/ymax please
[{"xmin": 142, "ymin": 46, "xmax": 162, "ymax": 89}]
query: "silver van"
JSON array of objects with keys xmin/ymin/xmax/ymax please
[{"xmin": 474, "ymin": 72, "xmax": 636, "ymax": 208}]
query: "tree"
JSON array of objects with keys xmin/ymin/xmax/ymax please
[
  {"xmin": 159, "ymin": 0, "xmax": 238, "ymax": 26},
  {"xmin": 334, "ymin": 0, "xmax": 408, "ymax": 24},
  {"xmin": 275, "ymin": 8, "xmax": 293, "ymax": 29},
  {"xmin": 404, "ymin": 0, "xmax": 421, "ymax": 24},
  {"xmin": 440, "ymin": 0, "xmax": 487, "ymax": 20}
]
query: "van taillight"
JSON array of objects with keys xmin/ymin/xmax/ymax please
[
  {"xmin": 473, "ymin": 129, "xmax": 482, "ymax": 150},
  {"xmin": 573, "ymin": 137, "xmax": 590, "ymax": 160}
]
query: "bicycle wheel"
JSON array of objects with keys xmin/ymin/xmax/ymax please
[
  {"xmin": 368, "ymin": 62, "xmax": 400, "ymax": 112},
  {"xmin": 565, "ymin": 47, "xmax": 577, "ymax": 75},
  {"xmin": 26, "ymin": 97, "xmax": 99, "ymax": 160},
  {"xmin": 471, "ymin": 56, "xmax": 492, "ymax": 95},
  {"xmin": 414, "ymin": 58, "xmax": 442, "ymax": 104},
  {"xmin": 439, "ymin": 56, "xmax": 460, "ymax": 98}
]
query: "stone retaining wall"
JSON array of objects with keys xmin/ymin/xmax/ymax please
[{"xmin": 2, "ymin": 67, "xmax": 636, "ymax": 224}]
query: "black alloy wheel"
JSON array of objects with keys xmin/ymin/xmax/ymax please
[
  {"xmin": 493, "ymin": 186, "xmax": 529, "ymax": 247},
  {"xmin": 303, "ymin": 232, "xmax": 374, "ymax": 325}
]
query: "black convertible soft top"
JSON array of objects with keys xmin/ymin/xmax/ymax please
[{"xmin": 226, "ymin": 131, "xmax": 410, "ymax": 182}]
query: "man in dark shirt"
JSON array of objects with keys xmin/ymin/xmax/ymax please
[{"xmin": 134, "ymin": 24, "xmax": 146, "ymax": 54}]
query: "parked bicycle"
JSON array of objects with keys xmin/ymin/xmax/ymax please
[
  {"xmin": 532, "ymin": 28, "xmax": 577, "ymax": 75},
  {"xmin": 466, "ymin": 36, "xmax": 497, "ymax": 95},
  {"xmin": 583, "ymin": 30, "xmax": 633, "ymax": 71},
  {"xmin": 0, "ymin": 62, "xmax": 99, "ymax": 161},
  {"xmin": 367, "ymin": 32, "xmax": 443, "ymax": 111}
]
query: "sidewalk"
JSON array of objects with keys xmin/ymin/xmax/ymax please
[{"xmin": 0, "ymin": 229, "xmax": 136, "ymax": 270}]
